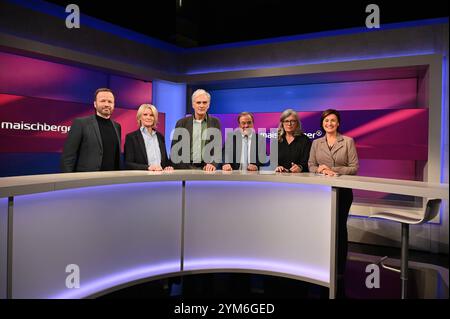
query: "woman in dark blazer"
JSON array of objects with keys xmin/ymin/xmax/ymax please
[
  {"xmin": 275, "ymin": 109, "xmax": 312, "ymax": 173},
  {"xmin": 308, "ymin": 108, "xmax": 359, "ymax": 298},
  {"xmin": 124, "ymin": 104, "xmax": 173, "ymax": 171}
]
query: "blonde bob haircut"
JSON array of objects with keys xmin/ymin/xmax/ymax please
[{"xmin": 136, "ymin": 104, "xmax": 158, "ymax": 128}]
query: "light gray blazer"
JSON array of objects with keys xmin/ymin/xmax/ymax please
[{"xmin": 308, "ymin": 134, "xmax": 359, "ymax": 175}]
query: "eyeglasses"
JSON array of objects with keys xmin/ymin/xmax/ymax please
[
  {"xmin": 282, "ymin": 120, "xmax": 298, "ymax": 125},
  {"xmin": 239, "ymin": 121, "xmax": 253, "ymax": 125}
]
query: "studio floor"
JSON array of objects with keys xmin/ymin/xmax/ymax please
[{"xmin": 99, "ymin": 242, "xmax": 449, "ymax": 299}]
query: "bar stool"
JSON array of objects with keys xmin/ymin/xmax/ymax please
[{"xmin": 369, "ymin": 198, "xmax": 441, "ymax": 299}]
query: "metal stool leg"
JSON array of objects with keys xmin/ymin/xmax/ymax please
[{"xmin": 401, "ymin": 223, "xmax": 409, "ymax": 299}]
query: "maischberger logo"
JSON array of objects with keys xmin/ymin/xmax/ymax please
[
  {"xmin": 259, "ymin": 132, "xmax": 278, "ymax": 139},
  {"xmin": 1, "ymin": 121, "xmax": 71, "ymax": 134},
  {"xmin": 259, "ymin": 130, "xmax": 323, "ymax": 139},
  {"xmin": 305, "ymin": 130, "xmax": 323, "ymax": 139}
]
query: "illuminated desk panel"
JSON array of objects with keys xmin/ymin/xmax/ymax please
[{"xmin": 0, "ymin": 171, "xmax": 447, "ymax": 299}]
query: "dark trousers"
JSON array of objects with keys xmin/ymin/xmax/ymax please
[{"xmin": 336, "ymin": 188, "xmax": 353, "ymax": 276}]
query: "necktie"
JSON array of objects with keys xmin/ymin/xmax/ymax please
[{"xmin": 242, "ymin": 135, "xmax": 249, "ymax": 171}]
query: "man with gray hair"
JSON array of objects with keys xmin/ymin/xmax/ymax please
[{"xmin": 171, "ymin": 89, "xmax": 222, "ymax": 171}]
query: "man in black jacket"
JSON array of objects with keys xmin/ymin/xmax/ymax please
[{"xmin": 61, "ymin": 88, "xmax": 121, "ymax": 172}]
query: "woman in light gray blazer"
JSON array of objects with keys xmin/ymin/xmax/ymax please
[{"xmin": 308, "ymin": 109, "xmax": 358, "ymax": 298}]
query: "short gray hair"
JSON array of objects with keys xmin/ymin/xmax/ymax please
[{"xmin": 192, "ymin": 89, "xmax": 211, "ymax": 102}]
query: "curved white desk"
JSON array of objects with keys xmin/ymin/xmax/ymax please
[{"xmin": 0, "ymin": 171, "xmax": 448, "ymax": 299}]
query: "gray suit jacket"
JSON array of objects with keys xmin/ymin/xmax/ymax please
[
  {"xmin": 170, "ymin": 114, "xmax": 221, "ymax": 169},
  {"xmin": 61, "ymin": 115, "xmax": 121, "ymax": 172},
  {"xmin": 308, "ymin": 133, "xmax": 359, "ymax": 175}
]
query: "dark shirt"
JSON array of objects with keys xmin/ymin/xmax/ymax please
[
  {"xmin": 96, "ymin": 115, "xmax": 120, "ymax": 171},
  {"xmin": 278, "ymin": 134, "xmax": 312, "ymax": 172}
]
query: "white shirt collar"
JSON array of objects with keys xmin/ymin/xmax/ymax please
[{"xmin": 141, "ymin": 126, "xmax": 156, "ymax": 136}]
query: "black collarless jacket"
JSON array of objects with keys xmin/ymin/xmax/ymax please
[
  {"xmin": 61, "ymin": 115, "xmax": 121, "ymax": 172},
  {"xmin": 278, "ymin": 134, "xmax": 312, "ymax": 172},
  {"xmin": 124, "ymin": 129, "xmax": 171, "ymax": 170}
]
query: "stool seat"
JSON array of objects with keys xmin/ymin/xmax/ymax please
[
  {"xmin": 370, "ymin": 212, "xmax": 426, "ymax": 224},
  {"xmin": 369, "ymin": 199, "xmax": 441, "ymax": 299},
  {"xmin": 371, "ymin": 198, "xmax": 441, "ymax": 225}
]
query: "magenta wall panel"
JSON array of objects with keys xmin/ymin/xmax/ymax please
[
  {"xmin": 0, "ymin": 93, "xmax": 165, "ymax": 153},
  {"xmin": 0, "ymin": 52, "xmax": 152, "ymax": 108},
  {"xmin": 0, "ymin": 52, "xmax": 107, "ymax": 103},
  {"xmin": 109, "ymin": 75, "xmax": 152, "ymax": 109}
]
